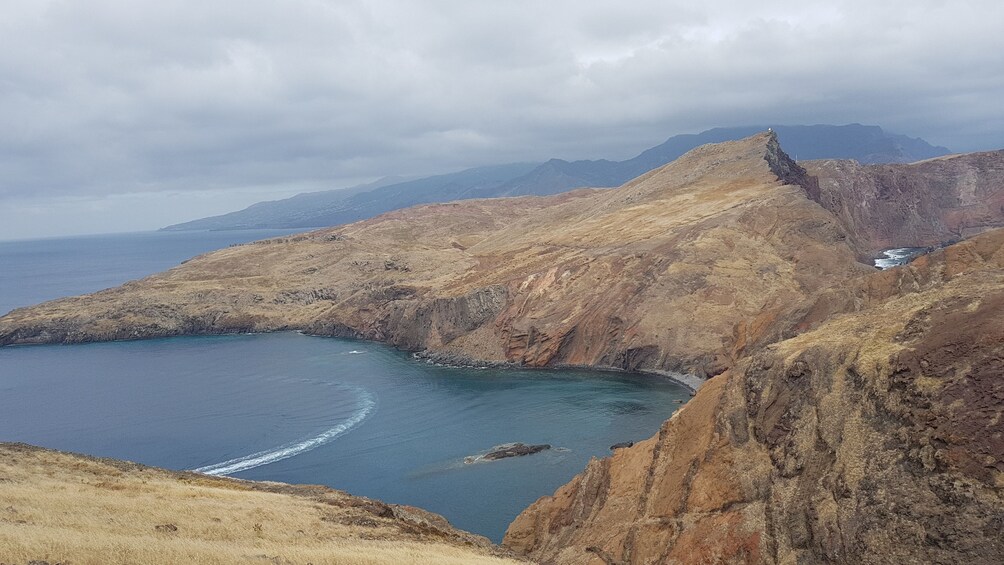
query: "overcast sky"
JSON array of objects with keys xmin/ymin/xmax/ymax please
[{"xmin": 1, "ymin": 0, "xmax": 1003, "ymax": 239}]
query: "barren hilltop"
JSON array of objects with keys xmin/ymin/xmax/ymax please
[{"xmin": 2, "ymin": 132, "xmax": 1003, "ymax": 564}]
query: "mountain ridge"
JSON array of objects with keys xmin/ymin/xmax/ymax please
[
  {"xmin": 162, "ymin": 163, "xmax": 540, "ymax": 231},
  {"xmin": 2, "ymin": 133, "xmax": 871, "ymax": 380},
  {"xmin": 163, "ymin": 124, "xmax": 950, "ymax": 232}
]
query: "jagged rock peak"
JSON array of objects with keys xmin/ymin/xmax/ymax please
[
  {"xmin": 764, "ymin": 130, "xmax": 815, "ymax": 190},
  {"xmin": 613, "ymin": 131, "xmax": 816, "ymax": 202}
]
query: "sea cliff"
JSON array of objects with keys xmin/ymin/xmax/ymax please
[{"xmin": 505, "ymin": 229, "xmax": 1004, "ymax": 564}]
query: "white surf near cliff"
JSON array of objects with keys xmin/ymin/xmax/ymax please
[{"xmin": 874, "ymin": 247, "xmax": 928, "ymax": 269}]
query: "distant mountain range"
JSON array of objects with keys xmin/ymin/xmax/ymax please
[{"xmin": 162, "ymin": 124, "xmax": 950, "ymax": 231}]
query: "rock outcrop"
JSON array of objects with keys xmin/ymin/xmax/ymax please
[
  {"xmin": 0, "ymin": 132, "xmax": 872, "ymax": 379},
  {"xmin": 804, "ymin": 151, "xmax": 1004, "ymax": 257},
  {"xmin": 504, "ymin": 229, "xmax": 1004, "ymax": 564},
  {"xmin": 466, "ymin": 443, "xmax": 552, "ymax": 463}
]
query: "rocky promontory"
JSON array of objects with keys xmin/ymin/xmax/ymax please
[{"xmin": 0, "ymin": 132, "xmax": 872, "ymax": 380}]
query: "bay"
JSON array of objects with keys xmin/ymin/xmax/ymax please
[{"xmin": 0, "ymin": 231, "xmax": 689, "ymax": 541}]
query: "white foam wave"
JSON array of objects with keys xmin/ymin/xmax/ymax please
[
  {"xmin": 875, "ymin": 248, "xmax": 924, "ymax": 270},
  {"xmin": 192, "ymin": 388, "xmax": 375, "ymax": 476}
]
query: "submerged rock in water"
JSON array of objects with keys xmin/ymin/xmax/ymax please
[
  {"xmin": 484, "ymin": 443, "xmax": 550, "ymax": 460},
  {"xmin": 466, "ymin": 443, "xmax": 550, "ymax": 464}
]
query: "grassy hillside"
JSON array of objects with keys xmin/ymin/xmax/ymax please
[{"xmin": 0, "ymin": 443, "xmax": 524, "ymax": 565}]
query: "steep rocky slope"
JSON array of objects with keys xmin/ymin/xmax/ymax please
[
  {"xmin": 804, "ymin": 150, "xmax": 1004, "ymax": 257},
  {"xmin": 504, "ymin": 229, "xmax": 1004, "ymax": 564},
  {"xmin": 0, "ymin": 443, "xmax": 522, "ymax": 564},
  {"xmin": 0, "ymin": 133, "xmax": 872, "ymax": 379}
]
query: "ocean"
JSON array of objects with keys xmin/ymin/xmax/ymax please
[{"xmin": 0, "ymin": 230, "xmax": 690, "ymax": 541}]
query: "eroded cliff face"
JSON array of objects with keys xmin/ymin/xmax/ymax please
[
  {"xmin": 504, "ymin": 229, "xmax": 1004, "ymax": 564},
  {"xmin": 0, "ymin": 132, "xmax": 870, "ymax": 379},
  {"xmin": 804, "ymin": 151, "xmax": 1004, "ymax": 257}
]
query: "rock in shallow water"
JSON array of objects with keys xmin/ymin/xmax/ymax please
[{"xmin": 466, "ymin": 443, "xmax": 551, "ymax": 464}]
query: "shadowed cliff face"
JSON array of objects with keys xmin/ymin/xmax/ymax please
[
  {"xmin": 504, "ymin": 229, "xmax": 1004, "ymax": 564},
  {"xmin": 0, "ymin": 132, "xmax": 871, "ymax": 379},
  {"xmin": 804, "ymin": 151, "xmax": 1004, "ymax": 257}
]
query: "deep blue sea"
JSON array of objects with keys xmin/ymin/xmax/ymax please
[{"xmin": 0, "ymin": 230, "xmax": 689, "ymax": 541}]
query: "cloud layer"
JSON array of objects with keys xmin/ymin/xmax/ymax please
[{"xmin": 2, "ymin": 0, "xmax": 1003, "ymax": 238}]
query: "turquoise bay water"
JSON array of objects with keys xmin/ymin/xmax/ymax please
[{"xmin": 0, "ymin": 231, "xmax": 689, "ymax": 541}]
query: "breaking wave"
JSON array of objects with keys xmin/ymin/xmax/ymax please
[
  {"xmin": 192, "ymin": 387, "xmax": 376, "ymax": 476},
  {"xmin": 874, "ymin": 247, "xmax": 927, "ymax": 270}
]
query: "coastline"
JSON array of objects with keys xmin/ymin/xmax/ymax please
[
  {"xmin": 4, "ymin": 324, "xmax": 705, "ymax": 394},
  {"xmin": 413, "ymin": 349, "xmax": 703, "ymax": 393}
]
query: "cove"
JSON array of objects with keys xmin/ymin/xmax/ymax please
[{"xmin": 0, "ymin": 331, "xmax": 690, "ymax": 541}]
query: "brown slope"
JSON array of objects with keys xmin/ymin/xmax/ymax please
[
  {"xmin": 504, "ymin": 228, "xmax": 1004, "ymax": 564},
  {"xmin": 0, "ymin": 132, "xmax": 870, "ymax": 380},
  {"xmin": 0, "ymin": 443, "xmax": 523, "ymax": 564},
  {"xmin": 803, "ymin": 150, "xmax": 1004, "ymax": 258}
]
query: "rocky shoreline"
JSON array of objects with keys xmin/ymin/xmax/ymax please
[
  {"xmin": 413, "ymin": 350, "xmax": 704, "ymax": 393},
  {"xmin": 412, "ymin": 349, "xmax": 520, "ymax": 369}
]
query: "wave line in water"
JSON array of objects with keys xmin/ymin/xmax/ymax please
[{"xmin": 192, "ymin": 388, "xmax": 375, "ymax": 476}]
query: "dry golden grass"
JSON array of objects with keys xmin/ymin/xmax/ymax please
[{"xmin": 0, "ymin": 444, "xmax": 526, "ymax": 565}]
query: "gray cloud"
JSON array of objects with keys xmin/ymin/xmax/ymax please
[{"xmin": 1, "ymin": 0, "xmax": 1003, "ymax": 238}]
